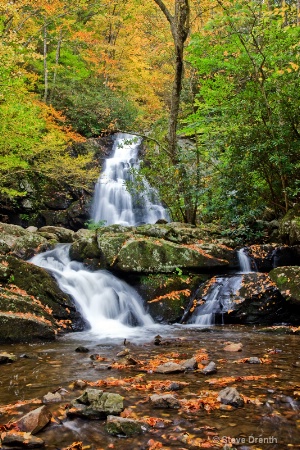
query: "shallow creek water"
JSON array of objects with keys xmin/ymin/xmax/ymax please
[{"xmin": 0, "ymin": 325, "xmax": 299, "ymax": 450}]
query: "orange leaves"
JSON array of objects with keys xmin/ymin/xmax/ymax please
[
  {"xmin": 181, "ymin": 390, "xmax": 220, "ymax": 413},
  {"xmin": 63, "ymin": 442, "xmax": 83, "ymax": 450},
  {"xmin": 148, "ymin": 289, "xmax": 191, "ymax": 303},
  {"xmin": 147, "ymin": 439, "xmax": 163, "ymax": 449},
  {"xmin": 205, "ymin": 374, "xmax": 278, "ymax": 387},
  {"xmin": 90, "ymin": 375, "xmax": 189, "ymax": 393}
]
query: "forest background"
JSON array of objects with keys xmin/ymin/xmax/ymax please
[{"xmin": 0, "ymin": 0, "xmax": 299, "ymax": 243}]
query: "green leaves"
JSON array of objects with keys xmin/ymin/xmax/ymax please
[{"xmin": 183, "ymin": 0, "xmax": 300, "ymax": 231}]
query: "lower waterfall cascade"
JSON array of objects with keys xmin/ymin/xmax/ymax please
[
  {"xmin": 187, "ymin": 248, "xmax": 255, "ymax": 326},
  {"xmin": 30, "ymin": 245, "xmax": 154, "ymax": 339}
]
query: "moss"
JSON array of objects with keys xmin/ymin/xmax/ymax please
[{"xmin": 269, "ymin": 266, "xmax": 300, "ymax": 304}]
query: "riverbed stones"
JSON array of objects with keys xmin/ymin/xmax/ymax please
[
  {"xmin": 68, "ymin": 389, "xmax": 124, "ymax": 419},
  {"xmin": 248, "ymin": 357, "xmax": 261, "ymax": 364},
  {"xmin": 16, "ymin": 405, "xmax": 52, "ymax": 434},
  {"xmin": 42, "ymin": 392, "xmax": 62, "ymax": 403},
  {"xmin": 202, "ymin": 361, "xmax": 217, "ymax": 375},
  {"xmin": 106, "ymin": 415, "xmax": 146, "ymax": 436},
  {"xmin": 155, "ymin": 362, "xmax": 185, "ymax": 374},
  {"xmin": 0, "ymin": 352, "xmax": 17, "ymax": 364},
  {"xmin": 0, "ymin": 431, "xmax": 45, "ymax": 448},
  {"xmin": 218, "ymin": 387, "xmax": 244, "ymax": 408},
  {"xmin": 223, "ymin": 342, "xmax": 243, "ymax": 352},
  {"xmin": 181, "ymin": 357, "xmax": 198, "ymax": 370},
  {"xmin": 150, "ymin": 394, "xmax": 180, "ymax": 409}
]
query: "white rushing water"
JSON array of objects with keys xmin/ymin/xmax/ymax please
[
  {"xmin": 91, "ymin": 133, "xmax": 170, "ymax": 226},
  {"xmin": 188, "ymin": 248, "xmax": 254, "ymax": 326},
  {"xmin": 30, "ymin": 245, "xmax": 154, "ymax": 339},
  {"xmin": 237, "ymin": 248, "xmax": 253, "ymax": 273}
]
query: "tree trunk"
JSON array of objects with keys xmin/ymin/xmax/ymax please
[
  {"xmin": 50, "ymin": 29, "xmax": 63, "ymax": 101},
  {"xmin": 43, "ymin": 23, "xmax": 48, "ymax": 103},
  {"xmin": 153, "ymin": 0, "xmax": 190, "ymax": 163}
]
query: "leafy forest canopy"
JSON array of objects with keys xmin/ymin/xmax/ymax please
[{"xmin": 0, "ymin": 0, "xmax": 300, "ymax": 242}]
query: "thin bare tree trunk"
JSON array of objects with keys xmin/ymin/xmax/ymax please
[
  {"xmin": 43, "ymin": 23, "xmax": 48, "ymax": 103},
  {"xmin": 153, "ymin": 0, "xmax": 190, "ymax": 164},
  {"xmin": 50, "ymin": 29, "xmax": 63, "ymax": 101}
]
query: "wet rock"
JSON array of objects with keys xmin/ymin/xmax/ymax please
[
  {"xmin": 0, "ymin": 430, "xmax": 45, "ymax": 448},
  {"xmin": 0, "ymin": 352, "xmax": 17, "ymax": 364},
  {"xmin": 202, "ymin": 361, "xmax": 217, "ymax": 375},
  {"xmin": 75, "ymin": 346, "xmax": 89, "ymax": 353},
  {"xmin": 42, "ymin": 392, "xmax": 62, "ymax": 403},
  {"xmin": 0, "ymin": 254, "xmax": 83, "ymax": 343},
  {"xmin": 154, "ymin": 335, "xmax": 162, "ymax": 345},
  {"xmin": 269, "ymin": 266, "xmax": 300, "ymax": 305},
  {"xmin": 150, "ymin": 394, "xmax": 180, "ymax": 409},
  {"xmin": 248, "ymin": 357, "xmax": 261, "ymax": 364},
  {"xmin": 279, "ymin": 204, "xmax": 300, "ymax": 245},
  {"xmin": 181, "ymin": 357, "xmax": 198, "ymax": 370},
  {"xmin": 16, "ymin": 405, "xmax": 52, "ymax": 434},
  {"xmin": 218, "ymin": 387, "xmax": 244, "ymax": 408},
  {"xmin": 225, "ymin": 272, "xmax": 300, "ymax": 325},
  {"xmin": 155, "ymin": 362, "xmax": 185, "ymax": 374},
  {"xmin": 38, "ymin": 226, "xmax": 74, "ymax": 243},
  {"xmin": 68, "ymin": 389, "xmax": 124, "ymax": 419},
  {"xmin": 223, "ymin": 342, "xmax": 243, "ymax": 352},
  {"xmin": 106, "ymin": 415, "xmax": 146, "ymax": 436},
  {"xmin": 116, "ymin": 348, "xmax": 130, "ymax": 357},
  {"xmin": 73, "ymin": 380, "xmax": 88, "ymax": 389}
]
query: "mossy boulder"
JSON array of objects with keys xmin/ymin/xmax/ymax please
[
  {"xmin": 279, "ymin": 204, "xmax": 300, "ymax": 245},
  {"xmin": 114, "ymin": 238, "xmax": 229, "ymax": 273},
  {"xmin": 269, "ymin": 266, "xmax": 300, "ymax": 304},
  {"xmin": 70, "ymin": 229, "xmax": 103, "ymax": 267},
  {"xmin": 248, "ymin": 244, "xmax": 300, "ymax": 271},
  {"xmin": 0, "ymin": 254, "xmax": 84, "ymax": 342},
  {"xmin": 225, "ymin": 273, "xmax": 300, "ymax": 325},
  {"xmin": 137, "ymin": 273, "xmax": 208, "ymax": 323},
  {"xmin": 69, "ymin": 223, "xmax": 234, "ymax": 273},
  {"xmin": 37, "ymin": 226, "xmax": 75, "ymax": 243},
  {"xmin": 0, "ymin": 222, "xmax": 51, "ymax": 259}
]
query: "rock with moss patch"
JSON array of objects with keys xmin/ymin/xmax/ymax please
[
  {"xmin": 269, "ymin": 266, "xmax": 300, "ymax": 304},
  {"xmin": 106, "ymin": 415, "xmax": 146, "ymax": 436},
  {"xmin": 279, "ymin": 205, "xmax": 300, "ymax": 245},
  {"xmin": 68, "ymin": 389, "xmax": 124, "ymax": 419}
]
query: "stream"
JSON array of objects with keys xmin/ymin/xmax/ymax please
[{"xmin": 0, "ymin": 327, "xmax": 299, "ymax": 449}]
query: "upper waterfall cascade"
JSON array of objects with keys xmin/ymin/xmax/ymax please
[{"xmin": 91, "ymin": 133, "xmax": 170, "ymax": 226}]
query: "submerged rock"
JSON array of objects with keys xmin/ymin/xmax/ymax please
[
  {"xmin": 202, "ymin": 361, "xmax": 217, "ymax": 375},
  {"xmin": 155, "ymin": 362, "xmax": 185, "ymax": 374},
  {"xmin": 218, "ymin": 387, "xmax": 244, "ymax": 408},
  {"xmin": 0, "ymin": 352, "xmax": 17, "ymax": 364},
  {"xmin": 150, "ymin": 394, "xmax": 180, "ymax": 409},
  {"xmin": 223, "ymin": 343, "xmax": 243, "ymax": 352},
  {"xmin": 106, "ymin": 415, "xmax": 146, "ymax": 436},
  {"xmin": 0, "ymin": 431, "xmax": 45, "ymax": 448}
]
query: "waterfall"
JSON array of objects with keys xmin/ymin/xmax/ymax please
[
  {"xmin": 237, "ymin": 248, "xmax": 253, "ymax": 273},
  {"xmin": 30, "ymin": 245, "xmax": 154, "ymax": 339},
  {"xmin": 91, "ymin": 133, "xmax": 170, "ymax": 226},
  {"xmin": 187, "ymin": 248, "xmax": 256, "ymax": 326},
  {"xmin": 187, "ymin": 275, "xmax": 242, "ymax": 326}
]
